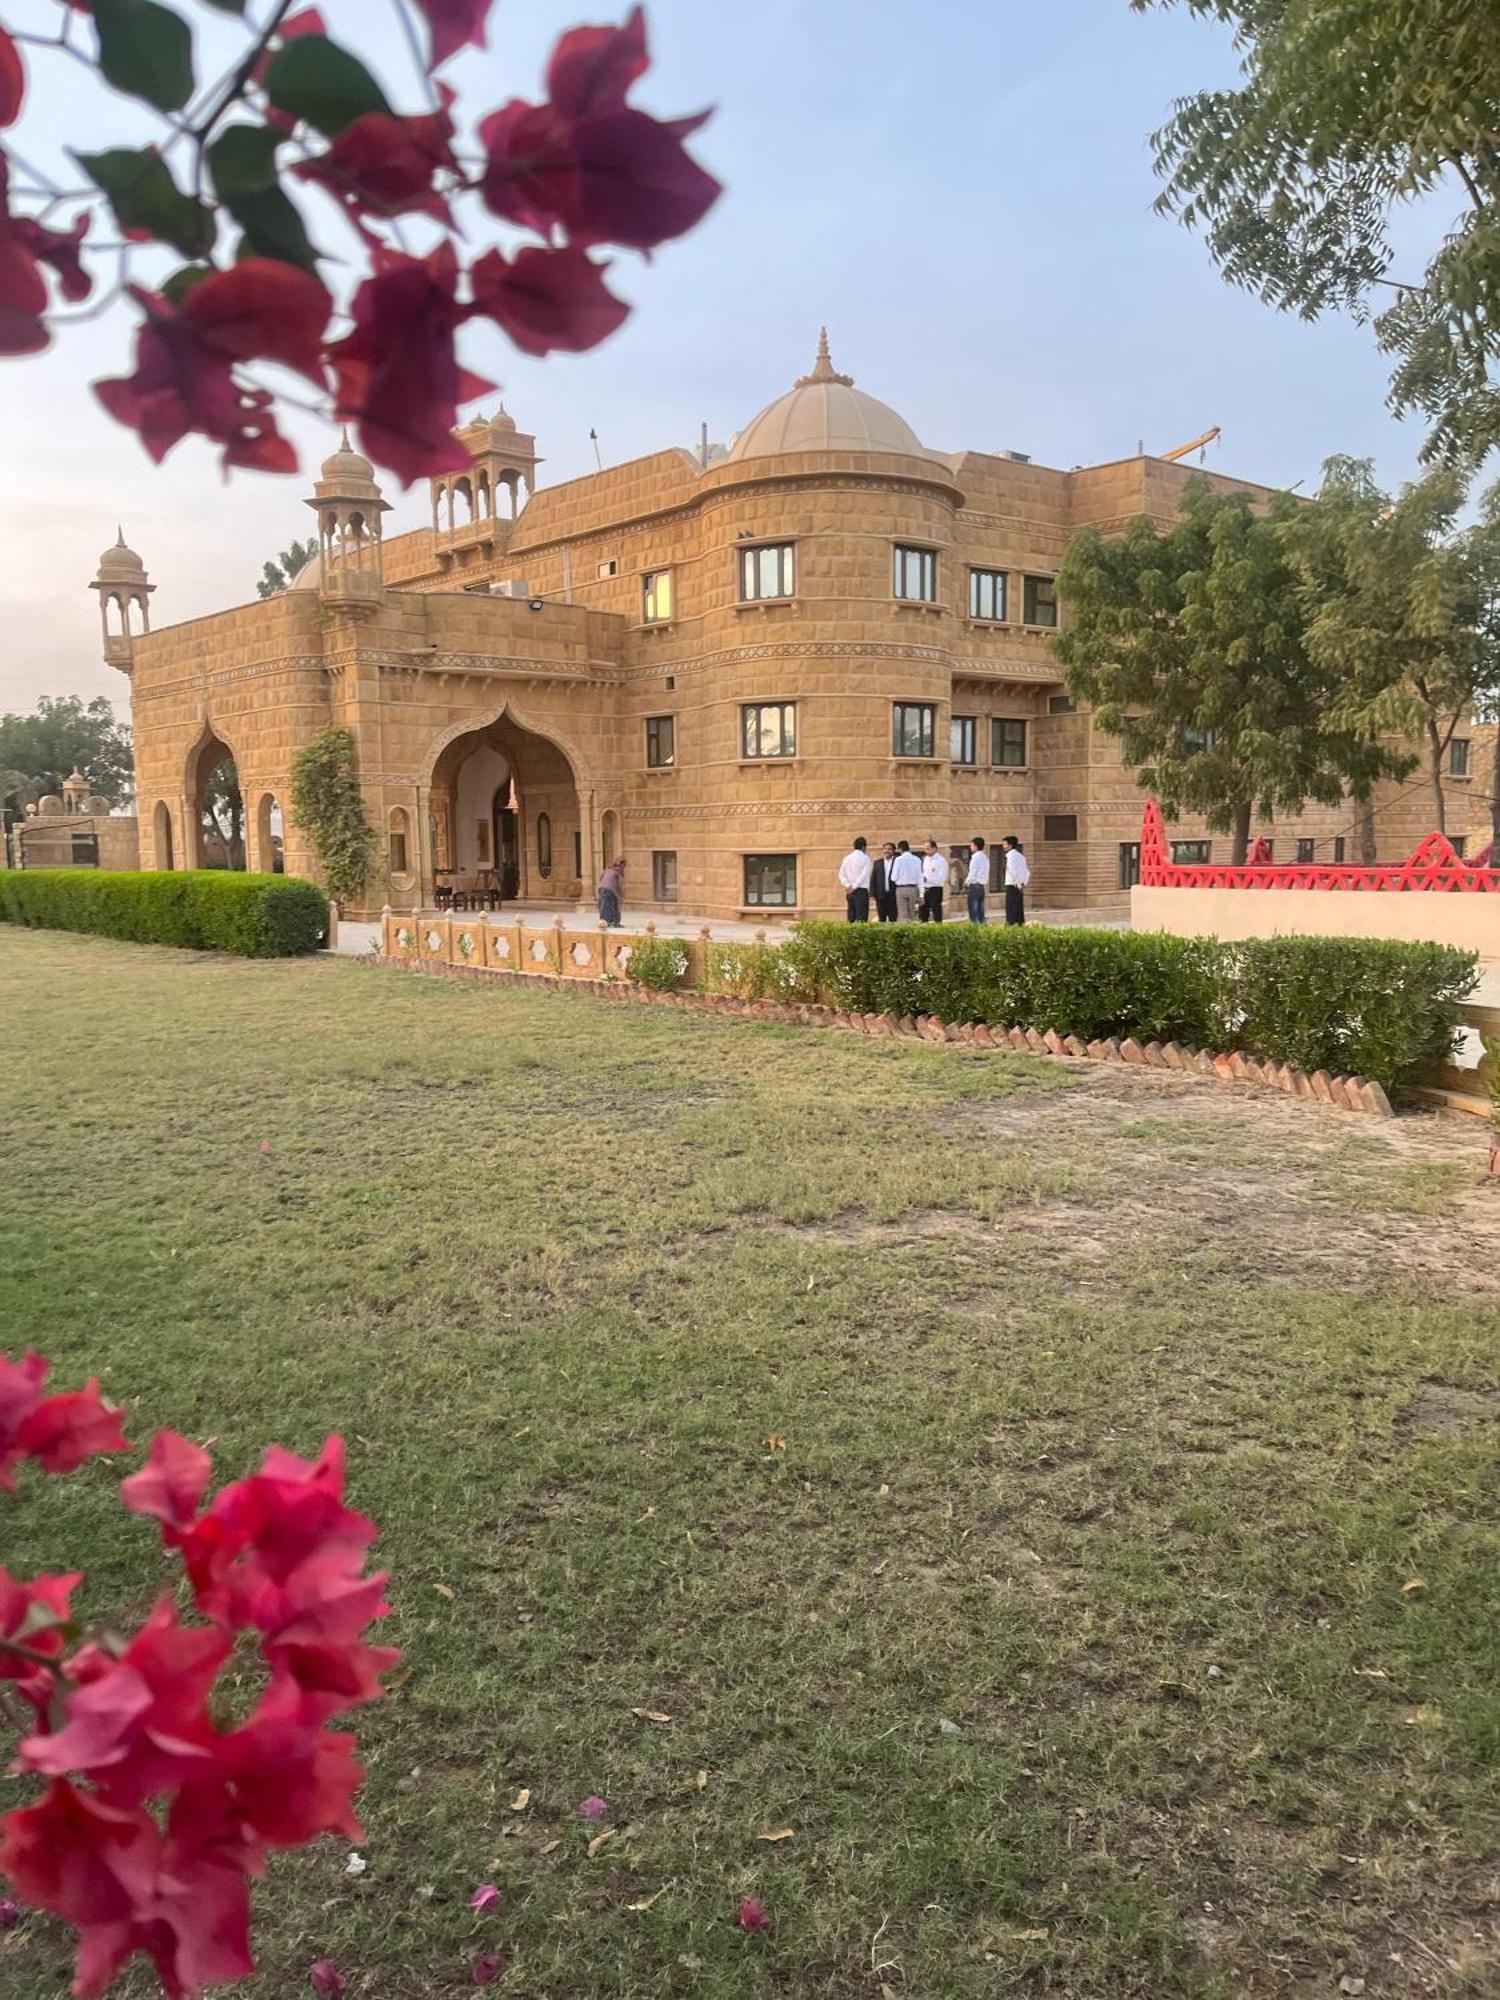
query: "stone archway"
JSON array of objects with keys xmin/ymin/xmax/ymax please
[
  {"xmin": 186, "ymin": 726, "xmax": 245, "ymax": 871},
  {"xmin": 425, "ymin": 710, "xmax": 585, "ymax": 906}
]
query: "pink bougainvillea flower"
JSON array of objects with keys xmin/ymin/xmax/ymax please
[
  {"xmin": 0, "ymin": 1898, "xmax": 18, "ymax": 1930},
  {"xmin": 296, "ymin": 94, "xmax": 458, "ymax": 232},
  {"xmin": 472, "ymin": 1951, "xmax": 505, "ymax": 1986},
  {"xmin": 309, "ymin": 1961, "xmax": 347, "ymax": 1998},
  {"xmin": 568, "ymin": 105, "xmax": 718, "ymax": 252},
  {"xmin": 212, "ymin": 1683, "xmax": 365, "ymax": 1848},
  {"xmin": 737, "ymin": 1896, "xmax": 770, "ymax": 1932},
  {"xmin": 468, "ymin": 244, "xmax": 628, "ymax": 358},
  {"xmin": 469, "ymin": 1882, "xmax": 501, "ymax": 1914},
  {"xmin": 578, "ymin": 1796, "xmax": 607, "ymax": 1820},
  {"xmin": 476, "ymin": 99, "xmax": 579, "ymax": 238},
  {"xmin": 546, "ymin": 7, "xmax": 648, "ymax": 119},
  {"xmin": 0, "ymin": 26, "xmax": 24, "ymax": 128},
  {"xmin": 328, "ymin": 244, "xmax": 491, "ymax": 484},
  {"xmin": 0, "ymin": 1566, "xmax": 79, "ymax": 1716},
  {"xmin": 94, "ymin": 261, "xmax": 331, "ymax": 473},
  {"xmin": 0, "ymin": 1345, "xmax": 123, "ymax": 1487},
  {"xmin": 411, "ymin": 0, "xmax": 493, "ymax": 70},
  {"xmin": 120, "ymin": 1428, "xmax": 213, "ymax": 1533}
]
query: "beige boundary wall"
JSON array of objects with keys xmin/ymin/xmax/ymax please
[
  {"xmin": 1131, "ymin": 884, "xmax": 1500, "ymax": 961},
  {"xmin": 382, "ymin": 910, "xmax": 720, "ymax": 988}
]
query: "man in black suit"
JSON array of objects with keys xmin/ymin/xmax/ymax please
[{"xmin": 870, "ymin": 841, "xmax": 898, "ymax": 922}]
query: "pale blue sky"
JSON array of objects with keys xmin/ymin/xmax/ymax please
[{"xmin": 0, "ymin": 0, "xmax": 1444, "ymax": 711}]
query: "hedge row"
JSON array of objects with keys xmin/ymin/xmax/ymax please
[
  {"xmin": 0, "ymin": 870, "xmax": 329, "ymax": 957},
  {"xmin": 769, "ymin": 924, "xmax": 1477, "ymax": 1092}
]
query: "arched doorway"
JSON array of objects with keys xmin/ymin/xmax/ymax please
[
  {"xmin": 253, "ymin": 793, "xmax": 285, "ymax": 874},
  {"xmin": 427, "ymin": 714, "xmax": 582, "ymax": 906},
  {"xmin": 189, "ymin": 731, "xmax": 245, "ymax": 870},
  {"xmin": 153, "ymin": 800, "xmax": 174, "ymax": 871}
]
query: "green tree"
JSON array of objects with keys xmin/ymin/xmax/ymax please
[
  {"xmin": 1133, "ymin": 0, "xmax": 1500, "ymax": 465},
  {"xmin": 1283, "ymin": 458, "xmax": 1500, "ymax": 837},
  {"xmin": 0, "ymin": 695, "xmax": 133, "ymax": 817},
  {"xmin": 1054, "ymin": 480, "xmax": 1404, "ymax": 862},
  {"xmin": 256, "ymin": 539, "xmax": 319, "ymax": 600},
  {"xmin": 289, "ymin": 728, "xmax": 374, "ymax": 907}
]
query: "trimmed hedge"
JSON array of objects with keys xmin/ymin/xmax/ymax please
[
  {"xmin": 0, "ymin": 870, "xmax": 329, "ymax": 957},
  {"xmin": 778, "ymin": 923, "xmax": 1476, "ymax": 1092}
]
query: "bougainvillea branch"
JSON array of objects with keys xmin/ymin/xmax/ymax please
[
  {"xmin": 0, "ymin": 1356, "xmax": 395, "ymax": 1999},
  {"xmin": 0, "ymin": 0, "xmax": 719, "ymax": 481}
]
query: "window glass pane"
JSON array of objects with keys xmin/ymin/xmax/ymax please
[
  {"xmin": 1024, "ymin": 575, "xmax": 1058, "ymax": 626},
  {"xmin": 992, "ymin": 718, "xmax": 1026, "ymax": 767},
  {"xmin": 1047, "ymin": 694, "xmax": 1075, "ymax": 714},
  {"xmin": 1333, "ymin": 837, "xmax": 1346, "ymax": 863},
  {"xmin": 1451, "ymin": 739, "xmax": 1470, "ymax": 776},
  {"xmin": 744, "ymin": 854, "xmax": 797, "ymax": 906},
  {"xmin": 1118, "ymin": 842, "xmax": 1141, "ymax": 889},
  {"xmin": 894, "ymin": 546, "xmax": 936, "ymax": 602},
  {"xmin": 653, "ymin": 851, "xmax": 678, "ymax": 900},
  {"xmin": 1043, "ymin": 814, "xmax": 1078, "ymax": 841},
  {"xmin": 389, "ymin": 832, "xmax": 408, "ymax": 874},
  {"xmin": 893, "ymin": 703, "xmax": 934, "ymax": 756},
  {"xmin": 643, "ymin": 571, "xmax": 673, "ymax": 621},
  {"xmin": 969, "ymin": 569, "xmax": 1006, "ymax": 620},
  {"xmin": 1295, "ymin": 838, "xmax": 1315, "ymax": 863},
  {"xmin": 537, "ymin": 812, "xmax": 552, "ymax": 871},
  {"xmin": 950, "ymin": 716, "xmax": 975, "ymax": 764}
]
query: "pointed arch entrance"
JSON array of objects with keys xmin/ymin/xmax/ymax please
[
  {"xmin": 425, "ymin": 713, "xmax": 584, "ymax": 906},
  {"xmin": 186, "ymin": 727, "xmax": 245, "ymax": 870}
]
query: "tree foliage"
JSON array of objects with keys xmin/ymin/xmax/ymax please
[
  {"xmin": 0, "ymin": 695, "xmax": 133, "ymax": 816},
  {"xmin": 1133, "ymin": 0, "xmax": 1500, "ymax": 464},
  {"xmin": 1054, "ymin": 481, "xmax": 1404, "ymax": 861},
  {"xmin": 257, "ymin": 537, "xmax": 318, "ymax": 600},
  {"xmin": 1282, "ymin": 457, "xmax": 1500, "ymax": 834},
  {"xmin": 1, "ymin": 4, "xmax": 720, "ymax": 484},
  {"xmin": 289, "ymin": 726, "xmax": 374, "ymax": 906}
]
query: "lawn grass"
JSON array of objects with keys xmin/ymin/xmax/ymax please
[{"xmin": 0, "ymin": 929, "xmax": 1497, "ymax": 1999}]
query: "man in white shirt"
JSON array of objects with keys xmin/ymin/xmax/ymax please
[
  {"xmin": 920, "ymin": 839, "xmax": 948, "ymax": 923},
  {"xmin": 964, "ymin": 837, "xmax": 990, "ymax": 924},
  {"xmin": 837, "ymin": 836, "xmax": 873, "ymax": 922},
  {"xmin": 1002, "ymin": 835, "xmax": 1030, "ymax": 926},
  {"xmin": 889, "ymin": 840, "xmax": 922, "ymax": 922}
]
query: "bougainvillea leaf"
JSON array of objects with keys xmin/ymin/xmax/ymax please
[
  {"xmin": 78, "ymin": 148, "xmax": 215, "ymax": 259},
  {"xmin": 92, "ymin": 0, "xmax": 196, "ymax": 115},
  {"xmin": 262, "ymin": 34, "xmax": 390, "ymax": 139}
]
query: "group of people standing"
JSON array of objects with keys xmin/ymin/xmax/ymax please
[{"xmin": 838, "ymin": 836, "xmax": 1030, "ymax": 927}]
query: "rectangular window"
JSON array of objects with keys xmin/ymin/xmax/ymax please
[
  {"xmin": 645, "ymin": 714, "xmax": 675, "ymax": 768},
  {"xmin": 1171, "ymin": 840, "xmax": 1211, "ymax": 864},
  {"xmin": 389, "ymin": 831, "xmax": 408, "ymax": 875},
  {"xmin": 1023, "ymin": 575, "xmax": 1058, "ymax": 627},
  {"xmin": 597, "ymin": 558, "xmax": 618, "ymax": 579},
  {"xmin": 991, "ymin": 717, "xmax": 1027, "ymax": 768},
  {"xmin": 1044, "ymin": 814, "xmax": 1078, "ymax": 842},
  {"xmin": 950, "ymin": 715, "xmax": 977, "ymax": 765},
  {"xmin": 892, "ymin": 702, "xmax": 935, "ymax": 758},
  {"xmin": 969, "ymin": 568, "xmax": 1007, "ymax": 622},
  {"xmin": 1451, "ymin": 833, "xmax": 1468, "ymax": 858},
  {"xmin": 475, "ymin": 820, "xmax": 491, "ymax": 865},
  {"xmin": 1450, "ymin": 738, "xmax": 1471, "ymax": 777},
  {"xmin": 893, "ymin": 545, "xmax": 938, "ymax": 602},
  {"xmin": 573, "ymin": 830, "xmax": 582, "ymax": 877},
  {"xmin": 744, "ymin": 853, "xmax": 797, "ymax": 907},
  {"xmin": 642, "ymin": 569, "xmax": 673, "ymax": 622},
  {"xmin": 1118, "ymin": 841, "xmax": 1141, "ymax": 889},
  {"xmin": 652, "ymin": 850, "xmax": 678, "ymax": 901},
  {"xmin": 740, "ymin": 543, "xmax": 795, "ymax": 600},
  {"xmin": 1333, "ymin": 836, "xmax": 1346, "ymax": 863},
  {"xmin": 1047, "ymin": 693, "xmax": 1076, "ymax": 714},
  {"xmin": 1182, "ymin": 726, "xmax": 1218, "ymax": 753},
  {"xmin": 1295, "ymin": 838, "xmax": 1316, "ymax": 863},
  {"xmin": 741, "ymin": 701, "xmax": 797, "ymax": 758}
]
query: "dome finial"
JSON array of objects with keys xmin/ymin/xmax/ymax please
[
  {"xmin": 340, "ymin": 425, "xmax": 352, "ymax": 450},
  {"xmin": 116, "ymin": 526, "xmax": 126, "ymax": 547},
  {"xmin": 796, "ymin": 328, "xmax": 852, "ymax": 389}
]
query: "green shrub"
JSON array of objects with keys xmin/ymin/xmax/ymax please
[
  {"xmin": 629, "ymin": 936, "xmax": 691, "ymax": 990},
  {"xmin": 775, "ymin": 922, "xmax": 1474, "ymax": 1091},
  {"xmin": 1229, "ymin": 936, "xmax": 1475, "ymax": 1087},
  {"xmin": 702, "ymin": 940, "xmax": 782, "ymax": 1000},
  {"xmin": 0, "ymin": 870, "xmax": 328, "ymax": 957}
]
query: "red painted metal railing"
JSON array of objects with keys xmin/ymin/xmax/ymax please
[{"xmin": 1139, "ymin": 800, "xmax": 1500, "ymax": 893}]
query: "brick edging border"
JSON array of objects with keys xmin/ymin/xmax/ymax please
[{"xmin": 355, "ymin": 954, "xmax": 1396, "ymax": 1117}]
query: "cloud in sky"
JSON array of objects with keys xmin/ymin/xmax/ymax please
[{"xmin": 1, "ymin": 0, "xmax": 1435, "ymax": 718}]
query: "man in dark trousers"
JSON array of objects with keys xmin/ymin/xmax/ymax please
[
  {"xmin": 919, "ymin": 838, "xmax": 947, "ymax": 923},
  {"xmin": 870, "ymin": 841, "xmax": 898, "ymax": 922},
  {"xmin": 838, "ymin": 836, "xmax": 873, "ymax": 922},
  {"xmin": 1001, "ymin": 835, "xmax": 1030, "ymax": 925}
]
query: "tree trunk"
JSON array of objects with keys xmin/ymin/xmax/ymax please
[
  {"xmin": 1425, "ymin": 717, "xmax": 1447, "ymax": 834},
  {"xmin": 1230, "ymin": 799, "xmax": 1253, "ymax": 866},
  {"xmin": 1356, "ymin": 797, "xmax": 1378, "ymax": 864}
]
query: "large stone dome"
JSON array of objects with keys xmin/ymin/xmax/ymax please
[{"xmin": 727, "ymin": 331, "xmax": 930, "ymax": 462}]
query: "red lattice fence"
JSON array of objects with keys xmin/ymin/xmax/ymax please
[{"xmin": 1140, "ymin": 800, "xmax": 1500, "ymax": 894}]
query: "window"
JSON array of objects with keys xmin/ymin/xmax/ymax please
[
  {"xmin": 744, "ymin": 854, "xmax": 797, "ymax": 907},
  {"xmin": 537, "ymin": 812, "xmax": 552, "ymax": 878},
  {"xmin": 645, "ymin": 714, "xmax": 676, "ymax": 768},
  {"xmin": 1450, "ymin": 738, "xmax": 1471, "ymax": 777},
  {"xmin": 950, "ymin": 715, "xmax": 977, "ymax": 765},
  {"xmin": 1044, "ymin": 814, "xmax": 1078, "ymax": 842},
  {"xmin": 969, "ymin": 568, "xmax": 1007, "ymax": 622},
  {"xmin": 70, "ymin": 833, "xmax": 99, "ymax": 866},
  {"xmin": 1047, "ymin": 694, "xmax": 1076, "ymax": 714},
  {"xmin": 573, "ymin": 829, "xmax": 582, "ymax": 877},
  {"xmin": 642, "ymin": 569, "xmax": 673, "ymax": 622},
  {"xmin": 652, "ymin": 851, "xmax": 678, "ymax": 901},
  {"xmin": 1023, "ymin": 575, "xmax": 1058, "ymax": 626},
  {"xmin": 475, "ymin": 819, "xmax": 491, "ymax": 865},
  {"xmin": 665, "ymin": 675, "xmax": 676, "ymax": 691},
  {"xmin": 1171, "ymin": 840, "xmax": 1211, "ymax": 864},
  {"xmin": 388, "ymin": 809, "xmax": 410, "ymax": 877},
  {"xmin": 740, "ymin": 543, "xmax": 795, "ymax": 600},
  {"xmin": 893, "ymin": 545, "xmax": 938, "ymax": 602},
  {"xmin": 1451, "ymin": 833, "xmax": 1468, "ymax": 858},
  {"xmin": 1182, "ymin": 726, "xmax": 1218, "ymax": 753},
  {"xmin": 992, "ymin": 718, "xmax": 1027, "ymax": 768},
  {"xmin": 1333, "ymin": 836, "xmax": 1347, "ymax": 863},
  {"xmin": 892, "ymin": 702, "xmax": 935, "ymax": 757},
  {"xmin": 1295, "ymin": 838, "xmax": 1316, "ymax": 863},
  {"xmin": 597, "ymin": 558, "xmax": 618, "ymax": 579},
  {"xmin": 1118, "ymin": 841, "xmax": 1141, "ymax": 890},
  {"xmin": 742, "ymin": 702, "xmax": 796, "ymax": 758}
]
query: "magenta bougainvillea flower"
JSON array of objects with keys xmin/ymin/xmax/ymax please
[{"xmin": 469, "ymin": 1882, "xmax": 502, "ymax": 1914}]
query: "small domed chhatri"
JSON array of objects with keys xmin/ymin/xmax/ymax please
[
  {"xmin": 95, "ymin": 529, "xmax": 148, "ymax": 583},
  {"xmin": 727, "ymin": 330, "xmax": 933, "ymax": 462}
]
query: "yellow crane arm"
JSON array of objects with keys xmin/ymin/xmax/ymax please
[{"xmin": 1159, "ymin": 426, "xmax": 1221, "ymax": 463}]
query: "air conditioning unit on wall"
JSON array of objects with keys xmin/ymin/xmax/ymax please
[{"xmin": 489, "ymin": 579, "xmax": 532, "ymax": 598}]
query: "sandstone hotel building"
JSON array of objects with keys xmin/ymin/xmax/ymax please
[{"xmin": 93, "ymin": 334, "xmax": 1492, "ymax": 919}]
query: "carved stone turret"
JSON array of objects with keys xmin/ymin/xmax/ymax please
[
  {"xmin": 305, "ymin": 431, "xmax": 390, "ymax": 613},
  {"xmin": 431, "ymin": 408, "xmax": 541, "ymax": 550},
  {"xmin": 91, "ymin": 529, "xmax": 154, "ymax": 673}
]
